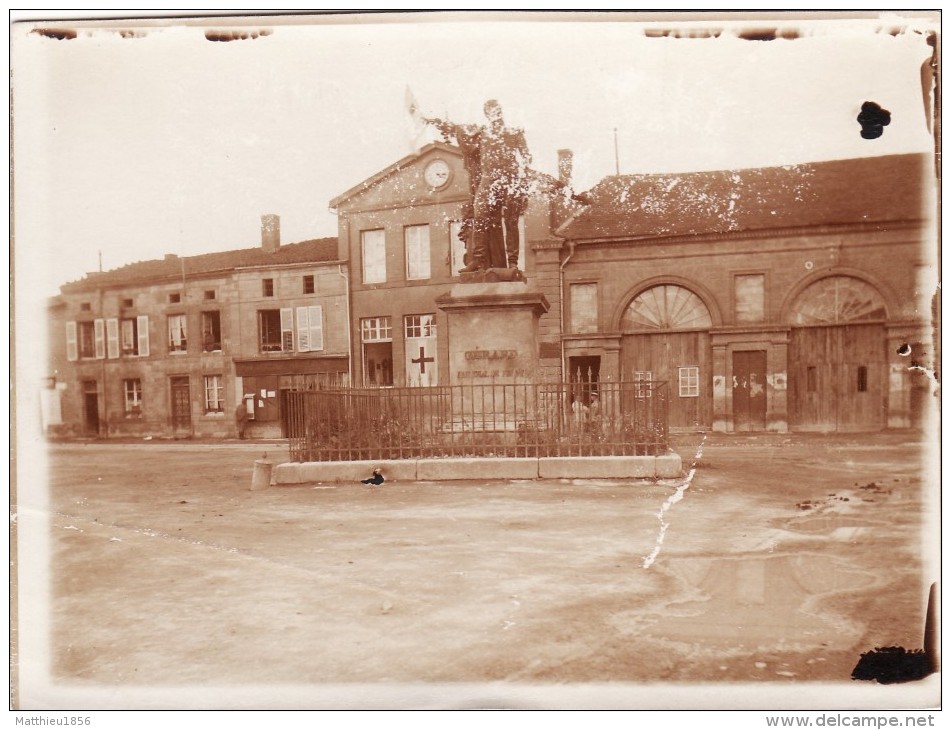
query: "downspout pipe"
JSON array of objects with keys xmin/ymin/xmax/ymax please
[
  {"xmin": 337, "ymin": 263, "xmax": 352, "ymax": 387},
  {"xmin": 559, "ymin": 239, "xmax": 577, "ymax": 382}
]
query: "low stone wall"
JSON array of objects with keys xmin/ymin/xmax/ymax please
[{"xmin": 273, "ymin": 452, "xmax": 683, "ymax": 485}]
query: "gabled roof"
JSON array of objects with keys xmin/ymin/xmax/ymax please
[
  {"xmin": 557, "ymin": 153, "xmax": 931, "ymax": 241},
  {"xmin": 329, "ymin": 141, "xmax": 461, "ymax": 209},
  {"xmin": 61, "ymin": 237, "xmax": 339, "ymax": 293}
]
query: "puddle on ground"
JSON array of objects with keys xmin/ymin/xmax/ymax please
[
  {"xmin": 641, "ymin": 554, "xmax": 876, "ymax": 651},
  {"xmin": 784, "ymin": 514, "xmax": 869, "ymax": 535}
]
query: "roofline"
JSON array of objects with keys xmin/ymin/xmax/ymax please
[
  {"xmin": 232, "ymin": 259, "xmax": 348, "ymax": 273},
  {"xmin": 557, "ymin": 218, "xmax": 926, "ymax": 247},
  {"xmin": 328, "ymin": 141, "xmax": 461, "ymax": 209},
  {"xmin": 60, "ymin": 258, "xmax": 349, "ymax": 294},
  {"xmin": 554, "ymin": 152, "xmax": 931, "ymax": 240}
]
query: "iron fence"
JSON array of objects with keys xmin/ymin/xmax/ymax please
[{"xmin": 285, "ymin": 379, "xmax": 669, "ymax": 462}]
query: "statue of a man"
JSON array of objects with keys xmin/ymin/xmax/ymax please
[{"xmin": 426, "ymin": 100, "xmax": 531, "ymax": 271}]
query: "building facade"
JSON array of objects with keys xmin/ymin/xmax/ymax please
[
  {"xmin": 330, "ymin": 141, "xmax": 574, "ymax": 388},
  {"xmin": 47, "ymin": 150, "xmax": 934, "ymax": 439},
  {"xmin": 48, "ymin": 219, "xmax": 348, "ymax": 439},
  {"xmin": 551, "ymin": 153, "xmax": 935, "ymax": 433}
]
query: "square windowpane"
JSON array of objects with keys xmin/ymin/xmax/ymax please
[{"xmin": 678, "ymin": 366, "xmax": 700, "ymax": 398}]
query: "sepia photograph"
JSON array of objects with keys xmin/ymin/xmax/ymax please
[{"xmin": 10, "ymin": 10, "xmax": 941, "ymax": 719}]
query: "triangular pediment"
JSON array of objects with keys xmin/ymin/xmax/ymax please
[{"xmin": 329, "ymin": 142, "xmax": 468, "ymax": 212}]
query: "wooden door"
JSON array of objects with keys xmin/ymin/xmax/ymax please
[
  {"xmin": 622, "ymin": 331, "xmax": 712, "ymax": 430},
  {"xmin": 789, "ymin": 324, "xmax": 886, "ymax": 431},
  {"xmin": 169, "ymin": 376, "xmax": 191, "ymax": 431},
  {"xmin": 82, "ymin": 381, "xmax": 99, "ymax": 435},
  {"xmin": 732, "ymin": 351, "xmax": 767, "ymax": 432}
]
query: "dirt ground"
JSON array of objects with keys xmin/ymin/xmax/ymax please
[{"xmin": 16, "ymin": 430, "xmax": 939, "ymax": 708}]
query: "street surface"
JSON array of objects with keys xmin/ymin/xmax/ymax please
[{"xmin": 17, "ymin": 431, "xmax": 938, "ymax": 708}]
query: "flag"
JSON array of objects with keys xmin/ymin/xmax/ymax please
[
  {"xmin": 404, "ymin": 85, "xmax": 428, "ymax": 151},
  {"xmin": 405, "ymin": 85, "xmax": 422, "ymax": 121}
]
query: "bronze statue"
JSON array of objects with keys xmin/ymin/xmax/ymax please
[{"xmin": 426, "ymin": 100, "xmax": 531, "ymax": 272}]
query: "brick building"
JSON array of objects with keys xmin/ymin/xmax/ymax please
[{"xmin": 48, "ymin": 219, "xmax": 348, "ymax": 439}]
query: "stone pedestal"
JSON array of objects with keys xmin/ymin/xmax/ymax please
[{"xmin": 435, "ymin": 282, "xmax": 550, "ymax": 431}]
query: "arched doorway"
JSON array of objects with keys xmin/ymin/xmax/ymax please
[
  {"xmin": 787, "ymin": 275, "xmax": 888, "ymax": 432},
  {"xmin": 620, "ymin": 284, "xmax": 714, "ymax": 430}
]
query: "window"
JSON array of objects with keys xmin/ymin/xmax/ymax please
[
  {"xmin": 303, "ymin": 275, "xmax": 315, "ymax": 294},
  {"xmin": 169, "ymin": 292, "xmax": 181, "ymax": 304},
  {"xmin": 201, "ymin": 311, "xmax": 222, "ymax": 352},
  {"xmin": 168, "ymin": 314, "xmax": 187, "ymax": 353},
  {"xmin": 120, "ymin": 317, "xmax": 141, "ymax": 355},
  {"xmin": 204, "ymin": 290, "xmax": 216, "ymax": 301},
  {"xmin": 79, "ymin": 321, "xmax": 96, "ymax": 358},
  {"xmin": 68, "ymin": 320, "xmax": 107, "ymax": 360},
  {"xmin": 570, "ymin": 283, "xmax": 598, "ymax": 334},
  {"xmin": 734, "ymin": 274, "xmax": 766, "ymax": 324},
  {"xmin": 361, "ymin": 316, "xmax": 393, "ymax": 342},
  {"xmin": 80, "ymin": 302, "xmax": 91, "ymax": 312},
  {"xmin": 296, "ymin": 306, "xmax": 324, "ymax": 352},
  {"xmin": 259, "ymin": 308, "xmax": 294, "ymax": 352},
  {"xmin": 203, "ymin": 375, "xmax": 225, "ymax": 413},
  {"xmin": 634, "ymin": 371, "xmax": 653, "ymax": 398},
  {"xmin": 806, "ymin": 366, "xmax": 818, "ymax": 393},
  {"xmin": 121, "ymin": 298, "xmax": 134, "ymax": 308},
  {"xmin": 123, "ymin": 379, "xmax": 142, "ymax": 416},
  {"xmin": 405, "ymin": 224, "xmax": 431, "ymax": 280},
  {"xmin": 857, "ymin": 366, "xmax": 868, "ymax": 392},
  {"xmin": 404, "ymin": 314, "xmax": 437, "ymax": 387},
  {"xmin": 262, "ymin": 278, "xmax": 274, "ymax": 297},
  {"xmin": 404, "ymin": 313, "xmax": 436, "ymax": 339},
  {"xmin": 362, "ymin": 316, "xmax": 393, "ymax": 387},
  {"xmin": 678, "ymin": 366, "xmax": 700, "ymax": 398},
  {"xmin": 362, "ymin": 229, "xmax": 386, "ymax": 284},
  {"xmin": 622, "ymin": 285, "xmax": 712, "ymax": 331}
]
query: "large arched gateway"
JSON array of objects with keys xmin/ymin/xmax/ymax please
[
  {"xmin": 787, "ymin": 275, "xmax": 889, "ymax": 432},
  {"xmin": 620, "ymin": 283, "xmax": 714, "ymax": 431}
]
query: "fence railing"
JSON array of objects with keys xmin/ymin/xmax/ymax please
[{"xmin": 285, "ymin": 380, "xmax": 669, "ymax": 462}]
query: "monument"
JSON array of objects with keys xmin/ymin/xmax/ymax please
[
  {"xmin": 423, "ymin": 99, "xmax": 549, "ymax": 430},
  {"xmin": 425, "ymin": 100, "xmax": 531, "ymax": 279}
]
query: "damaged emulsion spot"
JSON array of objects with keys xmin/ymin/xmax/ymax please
[
  {"xmin": 857, "ymin": 101, "xmax": 891, "ymax": 140},
  {"xmin": 32, "ymin": 28, "xmax": 77, "ymax": 40},
  {"xmin": 737, "ymin": 27, "xmax": 800, "ymax": 41},
  {"xmin": 205, "ymin": 29, "xmax": 272, "ymax": 43}
]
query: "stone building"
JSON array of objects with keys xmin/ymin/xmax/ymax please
[
  {"xmin": 330, "ymin": 140, "xmax": 575, "ymax": 388},
  {"xmin": 48, "ymin": 147, "xmax": 934, "ymax": 439},
  {"xmin": 552, "ymin": 153, "xmax": 935, "ymax": 433},
  {"xmin": 49, "ymin": 218, "xmax": 348, "ymax": 439}
]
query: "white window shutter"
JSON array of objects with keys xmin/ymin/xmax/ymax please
[
  {"xmin": 66, "ymin": 321, "xmax": 78, "ymax": 362},
  {"xmin": 94, "ymin": 319, "xmax": 105, "ymax": 359},
  {"xmin": 280, "ymin": 308, "xmax": 294, "ymax": 351},
  {"xmin": 309, "ymin": 305, "xmax": 323, "ymax": 351},
  {"xmin": 296, "ymin": 307, "xmax": 310, "ymax": 352},
  {"xmin": 137, "ymin": 315, "xmax": 150, "ymax": 357},
  {"xmin": 106, "ymin": 318, "xmax": 119, "ymax": 359}
]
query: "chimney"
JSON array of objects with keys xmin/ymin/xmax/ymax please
[
  {"xmin": 557, "ymin": 149, "xmax": 573, "ymax": 186},
  {"xmin": 261, "ymin": 214, "xmax": 280, "ymax": 253}
]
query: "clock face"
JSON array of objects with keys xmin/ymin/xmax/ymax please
[{"xmin": 423, "ymin": 159, "xmax": 451, "ymax": 189}]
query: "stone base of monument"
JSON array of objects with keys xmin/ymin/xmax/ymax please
[
  {"xmin": 436, "ymin": 279, "xmax": 548, "ymax": 378},
  {"xmin": 272, "ymin": 453, "xmax": 684, "ymax": 484}
]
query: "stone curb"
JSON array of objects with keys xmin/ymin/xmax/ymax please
[{"xmin": 272, "ymin": 453, "xmax": 682, "ymax": 485}]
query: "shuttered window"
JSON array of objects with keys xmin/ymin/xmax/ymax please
[{"xmin": 296, "ymin": 306, "xmax": 323, "ymax": 352}]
